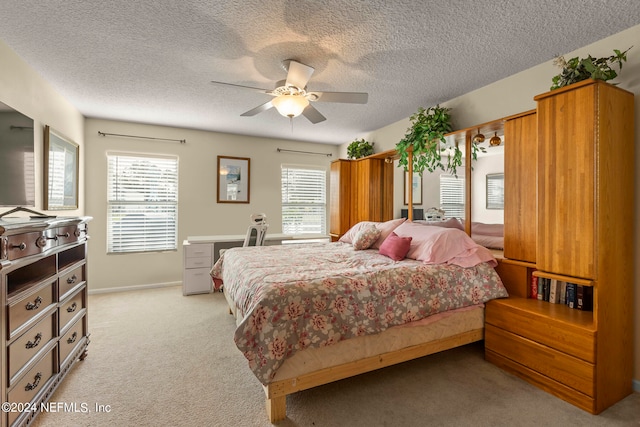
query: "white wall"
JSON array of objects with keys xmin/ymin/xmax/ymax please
[
  {"xmin": 84, "ymin": 118, "xmax": 338, "ymax": 291},
  {"xmin": 0, "ymin": 40, "xmax": 84, "ymax": 216},
  {"xmin": 347, "ymin": 24, "xmax": 640, "ymax": 386}
]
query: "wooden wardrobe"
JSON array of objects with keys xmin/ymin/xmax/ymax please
[{"xmin": 329, "ymin": 154, "xmax": 394, "ymax": 241}]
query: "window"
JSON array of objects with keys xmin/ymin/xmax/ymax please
[
  {"xmin": 281, "ymin": 165, "xmax": 326, "ymax": 235},
  {"xmin": 107, "ymin": 152, "xmax": 178, "ymax": 253},
  {"xmin": 440, "ymin": 174, "xmax": 465, "ymax": 219}
]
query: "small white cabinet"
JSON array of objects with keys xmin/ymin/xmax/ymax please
[{"xmin": 182, "ymin": 242, "xmax": 213, "ymax": 295}]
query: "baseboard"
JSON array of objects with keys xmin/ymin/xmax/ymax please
[
  {"xmin": 634, "ymin": 379, "xmax": 640, "ymax": 392},
  {"xmin": 88, "ymin": 281, "xmax": 181, "ymax": 295}
]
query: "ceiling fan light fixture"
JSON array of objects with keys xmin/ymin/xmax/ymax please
[{"xmin": 272, "ymin": 94, "xmax": 309, "ymax": 118}]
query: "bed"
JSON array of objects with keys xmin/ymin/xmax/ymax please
[{"xmin": 210, "ymin": 219, "xmax": 508, "ymax": 422}]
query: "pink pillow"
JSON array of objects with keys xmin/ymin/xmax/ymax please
[
  {"xmin": 339, "ymin": 218, "xmax": 406, "ymax": 248},
  {"xmin": 352, "ymin": 225, "xmax": 381, "ymax": 250},
  {"xmin": 471, "ymin": 222, "xmax": 504, "ymax": 237},
  {"xmin": 371, "ymin": 218, "xmax": 407, "ymax": 249},
  {"xmin": 393, "ymin": 221, "xmax": 496, "ymax": 267},
  {"xmin": 415, "ymin": 218, "xmax": 464, "ymax": 230},
  {"xmin": 378, "ymin": 232, "xmax": 412, "ymax": 261}
]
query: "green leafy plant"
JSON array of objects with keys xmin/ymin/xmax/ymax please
[
  {"xmin": 395, "ymin": 105, "xmax": 483, "ymax": 177},
  {"xmin": 550, "ymin": 47, "xmax": 632, "ymax": 90},
  {"xmin": 347, "ymin": 138, "xmax": 374, "ymax": 159}
]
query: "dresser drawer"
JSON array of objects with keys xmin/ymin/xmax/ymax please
[
  {"xmin": 5, "ymin": 231, "xmax": 55, "ymax": 261},
  {"xmin": 7, "ymin": 348, "xmax": 56, "ymax": 426},
  {"xmin": 55, "ymin": 225, "xmax": 80, "ymax": 246},
  {"xmin": 8, "ymin": 281, "xmax": 56, "ymax": 337},
  {"xmin": 59, "ymin": 287, "xmax": 86, "ymax": 332},
  {"xmin": 185, "ymin": 256, "xmax": 212, "ymax": 269},
  {"xmin": 485, "ymin": 299, "xmax": 595, "ymax": 363},
  {"xmin": 58, "ymin": 265, "xmax": 85, "ymax": 299},
  {"xmin": 485, "ymin": 324, "xmax": 594, "ymax": 396},
  {"xmin": 185, "ymin": 244, "xmax": 212, "ymax": 259},
  {"xmin": 8, "ymin": 314, "xmax": 55, "ymax": 381},
  {"xmin": 59, "ymin": 315, "xmax": 86, "ymax": 364},
  {"xmin": 183, "ymin": 268, "xmax": 213, "ymax": 295}
]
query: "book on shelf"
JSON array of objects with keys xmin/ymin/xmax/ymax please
[
  {"xmin": 566, "ymin": 283, "xmax": 576, "ymax": 309},
  {"xmin": 576, "ymin": 285, "xmax": 594, "ymax": 311},
  {"xmin": 559, "ymin": 281, "xmax": 567, "ymax": 305},
  {"xmin": 537, "ymin": 277, "xmax": 544, "ymax": 300},
  {"xmin": 530, "ymin": 275, "xmax": 538, "ymax": 299},
  {"xmin": 543, "ymin": 277, "xmax": 551, "ymax": 302},
  {"xmin": 548, "ymin": 279, "xmax": 560, "ymax": 303}
]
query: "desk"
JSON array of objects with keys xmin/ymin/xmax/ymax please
[{"xmin": 182, "ymin": 233, "xmax": 328, "ymax": 295}]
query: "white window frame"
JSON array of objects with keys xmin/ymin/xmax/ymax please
[
  {"xmin": 106, "ymin": 151, "xmax": 179, "ymax": 254},
  {"xmin": 281, "ymin": 164, "xmax": 327, "ymax": 235}
]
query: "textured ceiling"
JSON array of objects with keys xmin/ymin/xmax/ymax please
[{"xmin": 1, "ymin": 1, "xmax": 639, "ymax": 145}]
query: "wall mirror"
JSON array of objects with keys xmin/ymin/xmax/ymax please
[
  {"xmin": 44, "ymin": 125, "xmax": 79, "ymax": 210},
  {"xmin": 486, "ymin": 173, "xmax": 505, "ymax": 209}
]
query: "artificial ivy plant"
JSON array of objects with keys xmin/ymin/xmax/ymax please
[
  {"xmin": 347, "ymin": 138, "xmax": 374, "ymax": 159},
  {"xmin": 396, "ymin": 105, "xmax": 484, "ymax": 178},
  {"xmin": 550, "ymin": 47, "xmax": 632, "ymax": 90}
]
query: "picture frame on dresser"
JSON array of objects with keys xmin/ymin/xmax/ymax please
[
  {"xmin": 43, "ymin": 125, "xmax": 79, "ymax": 210},
  {"xmin": 217, "ymin": 155, "xmax": 250, "ymax": 203}
]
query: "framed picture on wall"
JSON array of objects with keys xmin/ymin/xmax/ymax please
[
  {"xmin": 403, "ymin": 171, "xmax": 422, "ymax": 205},
  {"xmin": 44, "ymin": 125, "xmax": 79, "ymax": 210},
  {"xmin": 217, "ymin": 155, "xmax": 250, "ymax": 203}
]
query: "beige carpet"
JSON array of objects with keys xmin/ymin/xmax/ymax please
[{"xmin": 30, "ymin": 286, "xmax": 639, "ymax": 427}]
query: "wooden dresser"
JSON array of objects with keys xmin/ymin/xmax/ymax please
[
  {"xmin": 485, "ymin": 80, "xmax": 634, "ymax": 414},
  {"xmin": 0, "ymin": 216, "xmax": 91, "ymax": 427}
]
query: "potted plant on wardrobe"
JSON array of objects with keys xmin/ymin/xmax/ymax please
[
  {"xmin": 550, "ymin": 47, "xmax": 632, "ymax": 90},
  {"xmin": 347, "ymin": 138, "xmax": 374, "ymax": 159}
]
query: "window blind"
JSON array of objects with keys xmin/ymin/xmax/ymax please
[
  {"xmin": 107, "ymin": 152, "xmax": 178, "ymax": 253},
  {"xmin": 281, "ymin": 165, "xmax": 326, "ymax": 235},
  {"xmin": 440, "ymin": 174, "xmax": 465, "ymax": 219}
]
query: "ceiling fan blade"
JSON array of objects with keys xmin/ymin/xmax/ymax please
[
  {"xmin": 285, "ymin": 60, "xmax": 314, "ymax": 89},
  {"xmin": 309, "ymin": 91, "xmax": 368, "ymax": 104},
  {"xmin": 211, "ymin": 80, "xmax": 272, "ymax": 94},
  {"xmin": 240, "ymin": 100, "xmax": 274, "ymax": 117},
  {"xmin": 302, "ymin": 104, "xmax": 326, "ymax": 124}
]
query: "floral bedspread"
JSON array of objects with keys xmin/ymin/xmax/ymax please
[{"xmin": 210, "ymin": 242, "xmax": 507, "ymax": 384}]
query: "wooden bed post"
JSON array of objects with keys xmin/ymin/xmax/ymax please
[
  {"xmin": 407, "ymin": 145, "xmax": 413, "ymax": 220},
  {"xmin": 266, "ymin": 394, "xmax": 286, "ymax": 423}
]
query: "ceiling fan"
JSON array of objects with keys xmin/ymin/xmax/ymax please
[{"xmin": 210, "ymin": 59, "xmax": 368, "ymax": 124}]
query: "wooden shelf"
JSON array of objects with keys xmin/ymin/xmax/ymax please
[{"xmin": 489, "ymin": 297, "xmax": 595, "ymax": 331}]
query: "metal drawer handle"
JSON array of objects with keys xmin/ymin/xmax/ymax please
[
  {"xmin": 67, "ymin": 302, "xmax": 78, "ymax": 313},
  {"xmin": 25, "ymin": 372, "xmax": 42, "ymax": 391},
  {"xmin": 26, "ymin": 296, "xmax": 43, "ymax": 311},
  {"xmin": 67, "ymin": 332, "xmax": 78, "ymax": 344},
  {"xmin": 25, "ymin": 333, "xmax": 42, "ymax": 349},
  {"xmin": 57, "ymin": 232, "xmax": 70, "ymax": 238},
  {"xmin": 67, "ymin": 275, "xmax": 78, "ymax": 284},
  {"xmin": 11, "ymin": 242, "xmax": 27, "ymax": 251},
  {"xmin": 74, "ymin": 229, "xmax": 81, "ymax": 237}
]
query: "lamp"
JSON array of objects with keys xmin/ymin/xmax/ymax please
[
  {"xmin": 272, "ymin": 94, "xmax": 309, "ymax": 118},
  {"xmin": 472, "ymin": 128, "xmax": 485, "ymax": 143},
  {"xmin": 489, "ymin": 132, "xmax": 502, "ymax": 146}
]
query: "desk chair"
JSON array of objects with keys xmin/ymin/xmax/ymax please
[{"xmin": 243, "ymin": 224, "xmax": 269, "ymax": 247}]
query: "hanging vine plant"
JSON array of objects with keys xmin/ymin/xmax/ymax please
[
  {"xmin": 396, "ymin": 105, "xmax": 452, "ymax": 175},
  {"xmin": 396, "ymin": 105, "xmax": 483, "ymax": 177}
]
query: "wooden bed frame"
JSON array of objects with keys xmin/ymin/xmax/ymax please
[{"xmin": 262, "ymin": 328, "xmax": 483, "ymax": 422}]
